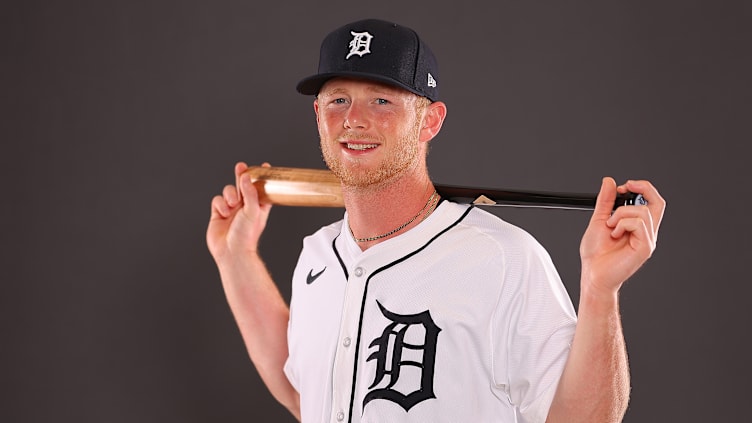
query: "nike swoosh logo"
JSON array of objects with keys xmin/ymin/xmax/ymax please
[{"xmin": 306, "ymin": 267, "xmax": 327, "ymax": 285}]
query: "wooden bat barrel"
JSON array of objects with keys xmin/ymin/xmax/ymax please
[{"xmin": 245, "ymin": 166, "xmax": 345, "ymax": 207}]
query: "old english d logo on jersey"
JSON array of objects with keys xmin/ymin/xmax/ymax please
[
  {"xmin": 346, "ymin": 31, "xmax": 373, "ymax": 59},
  {"xmin": 363, "ymin": 301, "xmax": 442, "ymax": 412}
]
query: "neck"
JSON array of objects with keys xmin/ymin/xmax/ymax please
[{"xmin": 343, "ymin": 167, "xmax": 435, "ymax": 250}]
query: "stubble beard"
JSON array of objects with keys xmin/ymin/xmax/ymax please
[{"xmin": 321, "ymin": 122, "xmax": 423, "ymax": 190}]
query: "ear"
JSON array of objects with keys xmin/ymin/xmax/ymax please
[
  {"xmin": 313, "ymin": 98, "xmax": 321, "ymax": 126},
  {"xmin": 419, "ymin": 101, "xmax": 447, "ymax": 143}
]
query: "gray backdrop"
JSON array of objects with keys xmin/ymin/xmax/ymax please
[{"xmin": 2, "ymin": 1, "xmax": 749, "ymax": 422}]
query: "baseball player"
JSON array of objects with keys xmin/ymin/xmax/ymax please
[{"xmin": 207, "ymin": 19, "xmax": 666, "ymax": 423}]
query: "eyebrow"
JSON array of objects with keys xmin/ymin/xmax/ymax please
[
  {"xmin": 319, "ymin": 87, "xmax": 348, "ymax": 97},
  {"xmin": 319, "ymin": 82, "xmax": 402, "ymax": 98}
]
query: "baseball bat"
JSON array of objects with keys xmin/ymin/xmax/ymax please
[{"xmin": 244, "ymin": 166, "xmax": 645, "ymax": 211}]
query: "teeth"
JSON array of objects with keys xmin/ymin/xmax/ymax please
[{"xmin": 347, "ymin": 143, "xmax": 378, "ymax": 151}]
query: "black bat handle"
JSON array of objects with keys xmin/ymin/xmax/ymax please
[
  {"xmin": 614, "ymin": 192, "xmax": 647, "ymax": 209},
  {"xmin": 434, "ymin": 184, "xmax": 647, "ymax": 211}
]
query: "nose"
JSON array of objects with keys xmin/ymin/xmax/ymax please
[{"xmin": 343, "ymin": 102, "xmax": 368, "ymax": 130}]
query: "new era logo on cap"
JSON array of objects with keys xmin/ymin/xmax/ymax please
[{"xmin": 296, "ymin": 19, "xmax": 440, "ymax": 102}]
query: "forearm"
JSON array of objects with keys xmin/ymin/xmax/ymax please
[
  {"xmin": 218, "ymin": 253, "xmax": 301, "ymax": 419},
  {"xmin": 546, "ymin": 286, "xmax": 630, "ymax": 423}
]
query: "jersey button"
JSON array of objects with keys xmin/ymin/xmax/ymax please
[
  {"xmin": 354, "ymin": 267, "xmax": 365, "ymax": 277},
  {"xmin": 336, "ymin": 411, "xmax": 345, "ymax": 421},
  {"xmin": 343, "ymin": 337, "xmax": 351, "ymax": 347}
]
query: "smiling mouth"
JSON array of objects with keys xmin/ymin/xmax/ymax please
[{"xmin": 345, "ymin": 142, "xmax": 379, "ymax": 151}]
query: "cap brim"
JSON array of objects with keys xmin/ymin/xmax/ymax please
[{"xmin": 296, "ymin": 71, "xmax": 431, "ymax": 100}]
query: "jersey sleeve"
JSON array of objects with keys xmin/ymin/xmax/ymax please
[{"xmin": 490, "ymin": 229, "xmax": 577, "ymax": 423}]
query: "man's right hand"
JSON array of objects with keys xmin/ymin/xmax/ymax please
[
  {"xmin": 207, "ymin": 162, "xmax": 273, "ymax": 264},
  {"xmin": 206, "ymin": 163, "xmax": 300, "ymax": 419}
]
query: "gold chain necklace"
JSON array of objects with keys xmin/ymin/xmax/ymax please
[{"xmin": 349, "ymin": 190, "xmax": 439, "ymax": 243}]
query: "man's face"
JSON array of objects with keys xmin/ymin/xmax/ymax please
[{"xmin": 314, "ymin": 78, "xmax": 428, "ymax": 188}]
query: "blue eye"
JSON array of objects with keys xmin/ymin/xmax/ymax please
[
  {"xmin": 376, "ymin": 98, "xmax": 389, "ymax": 105},
  {"xmin": 333, "ymin": 98, "xmax": 347, "ymax": 104}
]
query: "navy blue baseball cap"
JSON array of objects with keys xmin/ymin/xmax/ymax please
[{"xmin": 296, "ymin": 19, "xmax": 440, "ymax": 102}]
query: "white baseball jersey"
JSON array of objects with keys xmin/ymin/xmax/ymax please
[{"xmin": 284, "ymin": 201, "xmax": 577, "ymax": 423}]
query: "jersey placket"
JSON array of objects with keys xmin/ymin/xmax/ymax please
[{"xmin": 330, "ymin": 260, "xmax": 369, "ymax": 423}]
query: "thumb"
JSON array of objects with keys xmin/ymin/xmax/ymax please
[
  {"xmin": 238, "ymin": 171, "xmax": 261, "ymax": 210},
  {"xmin": 238, "ymin": 170, "xmax": 273, "ymax": 220},
  {"xmin": 590, "ymin": 177, "xmax": 617, "ymax": 224}
]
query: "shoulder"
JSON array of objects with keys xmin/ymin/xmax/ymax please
[
  {"xmin": 301, "ymin": 218, "xmax": 344, "ymax": 250},
  {"xmin": 422, "ymin": 203, "xmax": 556, "ymax": 280},
  {"xmin": 455, "ymin": 205, "xmax": 550, "ymax": 257}
]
